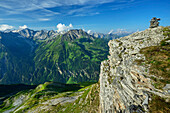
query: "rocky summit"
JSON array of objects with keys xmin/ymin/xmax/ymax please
[{"xmin": 100, "ymin": 26, "xmax": 170, "ymax": 113}]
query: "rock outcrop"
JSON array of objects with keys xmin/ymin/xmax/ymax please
[{"xmin": 99, "ymin": 26, "xmax": 170, "ymax": 113}]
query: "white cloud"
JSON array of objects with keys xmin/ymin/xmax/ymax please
[
  {"xmin": 0, "ymin": 24, "xmax": 14, "ymax": 31},
  {"xmin": 0, "ymin": 0, "xmax": 137, "ymax": 22},
  {"xmin": 39, "ymin": 18, "xmax": 50, "ymax": 21},
  {"xmin": 0, "ymin": 0, "xmax": 133, "ymax": 16},
  {"xmin": 19, "ymin": 25, "xmax": 28, "ymax": 29},
  {"xmin": 57, "ymin": 23, "xmax": 73, "ymax": 32},
  {"xmin": 0, "ymin": 0, "xmax": 119, "ymax": 11},
  {"xmin": 38, "ymin": 0, "xmax": 116, "ymax": 7}
]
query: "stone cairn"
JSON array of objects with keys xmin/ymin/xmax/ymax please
[{"xmin": 150, "ymin": 17, "xmax": 160, "ymax": 28}]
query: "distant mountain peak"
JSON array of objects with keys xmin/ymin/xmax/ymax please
[
  {"xmin": 108, "ymin": 30, "xmax": 114, "ymax": 34},
  {"xmin": 87, "ymin": 30, "xmax": 119, "ymax": 40},
  {"xmin": 11, "ymin": 28, "xmax": 59, "ymax": 40},
  {"xmin": 87, "ymin": 30, "xmax": 92, "ymax": 34},
  {"xmin": 61, "ymin": 29, "xmax": 95, "ymax": 41},
  {"xmin": 108, "ymin": 29, "xmax": 132, "ymax": 35}
]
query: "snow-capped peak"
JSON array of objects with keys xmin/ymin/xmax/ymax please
[
  {"xmin": 108, "ymin": 30, "xmax": 114, "ymax": 34},
  {"xmin": 87, "ymin": 30, "xmax": 92, "ymax": 34}
]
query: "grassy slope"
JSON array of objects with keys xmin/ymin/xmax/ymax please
[
  {"xmin": 0, "ymin": 82, "xmax": 99, "ymax": 113},
  {"xmin": 0, "ymin": 32, "xmax": 34, "ymax": 84},
  {"xmin": 0, "ymin": 84, "xmax": 37, "ymax": 98},
  {"xmin": 0, "ymin": 85, "xmax": 37, "ymax": 112},
  {"xmin": 33, "ymin": 36, "xmax": 109, "ymax": 84},
  {"xmin": 62, "ymin": 82, "xmax": 100, "ymax": 113},
  {"xmin": 136, "ymin": 27, "xmax": 170, "ymax": 112},
  {"xmin": 139, "ymin": 27, "xmax": 170, "ymax": 89},
  {"xmin": 0, "ymin": 32, "xmax": 109, "ymax": 85}
]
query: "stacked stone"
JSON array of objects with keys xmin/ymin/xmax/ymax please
[{"xmin": 150, "ymin": 17, "xmax": 160, "ymax": 28}]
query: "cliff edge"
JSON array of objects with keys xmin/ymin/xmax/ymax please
[{"xmin": 100, "ymin": 26, "xmax": 170, "ymax": 113}]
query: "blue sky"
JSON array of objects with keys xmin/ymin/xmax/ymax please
[{"xmin": 0, "ymin": 0, "xmax": 170, "ymax": 33}]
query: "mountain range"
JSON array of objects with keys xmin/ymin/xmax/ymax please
[
  {"xmin": 6, "ymin": 28, "xmax": 130, "ymax": 40},
  {"xmin": 87, "ymin": 29, "xmax": 132, "ymax": 39},
  {"xmin": 0, "ymin": 26, "xmax": 169, "ymax": 113},
  {"xmin": 12, "ymin": 28, "xmax": 59, "ymax": 40},
  {"xmin": 0, "ymin": 28, "xmax": 109, "ymax": 84}
]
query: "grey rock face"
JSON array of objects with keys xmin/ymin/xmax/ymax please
[
  {"xmin": 99, "ymin": 26, "xmax": 169, "ymax": 113},
  {"xmin": 61, "ymin": 29, "xmax": 95, "ymax": 41},
  {"xmin": 88, "ymin": 32, "xmax": 119, "ymax": 40},
  {"xmin": 149, "ymin": 17, "xmax": 160, "ymax": 28},
  {"xmin": 163, "ymin": 84, "xmax": 170, "ymax": 94},
  {"xmin": 18, "ymin": 28, "xmax": 59, "ymax": 40}
]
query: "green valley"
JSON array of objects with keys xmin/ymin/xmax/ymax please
[{"xmin": 0, "ymin": 29, "xmax": 109, "ymax": 85}]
